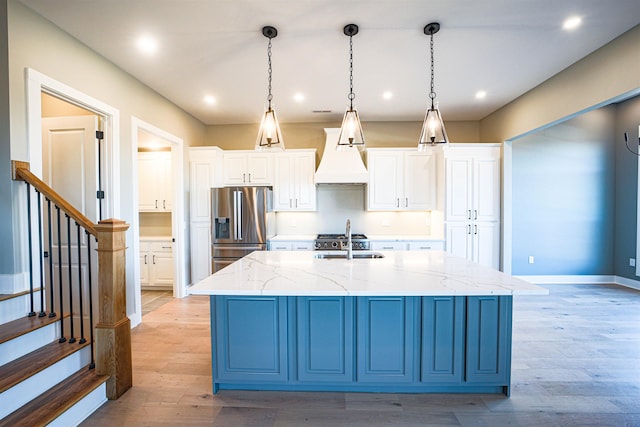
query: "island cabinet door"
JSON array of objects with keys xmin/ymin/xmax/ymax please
[
  {"xmin": 214, "ymin": 296, "xmax": 288, "ymax": 382},
  {"xmin": 356, "ymin": 297, "xmax": 418, "ymax": 383},
  {"xmin": 296, "ymin": 297, "xmax": 354, "ymax": 382},
  {"xmin": 421, "ymin": 296, "xmax": 465, "ymax": 384},
  {"xmin": 465, "ymin": 296, "xmax": 512, "ymax": 385}
]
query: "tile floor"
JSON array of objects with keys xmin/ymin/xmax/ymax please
[
  {"xmin": 141, "ymin": 290, "xmax": 174, "ymax": 317},
  {"xmin": 82, "ymin": 284, "xmax": 640, "ymax": 426}
]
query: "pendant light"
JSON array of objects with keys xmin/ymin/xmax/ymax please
[
  {"xmin": 256, "ymin": 26, "xmax": 285, "ymax": 151},
  {"xmin": 418, "ymin": 22, "xmax": 448, "ymax": 151},
  {"xmin": 337, "ymin": 24, "xmax": 365, "ymax": 151}
]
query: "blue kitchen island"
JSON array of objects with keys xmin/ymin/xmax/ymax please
[{"xmin": 189, "ymin": 250, "xmax": 547, "ymax": 396}]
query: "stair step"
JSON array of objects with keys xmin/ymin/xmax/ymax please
[
  {"xmin": 0, "ymin": 340, "xmax": 91, "ymax": 393},
  {"xmin": 0, "ymin": 368, "xmax": 108, "ymax": 427},
  {"xmin": 0, "ymin": 313, "xmax": 62, "ymax": 345}
]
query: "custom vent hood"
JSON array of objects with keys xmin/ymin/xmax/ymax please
[{"xmin": 314, "ymin": 128, "xmax": 368, "ymax": 184}]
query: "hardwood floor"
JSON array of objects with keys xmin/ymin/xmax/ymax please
[{"xmin": 82, "ymin": 284, "xmax": 640, "ymax": 426}]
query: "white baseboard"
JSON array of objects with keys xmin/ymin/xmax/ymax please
[
  {"xmin": 0, "ymin": 272, "xmax": 29, "ymax": 294},
  {"xmin": 516, "ymin": 275, "xmax": 640, "ymax": 291}
]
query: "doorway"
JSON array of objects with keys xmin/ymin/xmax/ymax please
[{"xmin": 130, "ymin": 117, "xmax": 185, "ymax": 325}]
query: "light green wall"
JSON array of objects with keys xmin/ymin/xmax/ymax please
[{"xmin": 480, "ymin": 24, "xmax": 640, "ymax": 143}]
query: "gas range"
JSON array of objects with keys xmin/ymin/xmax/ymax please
[{"xmin": 314, "ymin": 233, "xmax": 370, "ymax": 251}]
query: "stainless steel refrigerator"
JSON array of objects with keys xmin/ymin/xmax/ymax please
[{"xmin": 211, "ymin": 187, "xmax": 274, "ymax": 272}]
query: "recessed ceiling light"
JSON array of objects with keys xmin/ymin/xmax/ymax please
[
  {"xmin": 204, "ymin": 95, "xmax": 216, "ymax": 105},
  {"xmin": 563, "ymin": 16, "xmax": 582, "ymax": 31},
  {"xmin": 293, "ymin": 93, "xmax": 305, "ymax": 103},
  {"xmin": 136, "ymin": 34, "xmax": 158, "ymax": 55},
  {"xmin": 382, "ymin": 91, "xmax": 393, "ymax": 100},
  {"xmin": 475, "ymin": 90, "xmax": 487, "ymax": 100}
]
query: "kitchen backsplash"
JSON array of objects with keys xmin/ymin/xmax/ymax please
[
  {"xmin": 275, "ymin": 184, "xmax": 442, "ymax": 237},
  {"xmin": 139, "ymin": 212, "xmax": 172, "ymax": 237}
]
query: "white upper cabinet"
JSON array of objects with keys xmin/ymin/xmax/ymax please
[
  {"xmin": 445, "ymin": 147, "xmax": 500, "ymax": 222},
  {"xmin": 367, "ymin": 149, "xmax": 436, "ymax": 211},
  {"xmin": 223, "ymin": 151, "xmax": 273, "ymax": 186},
  {"xmin": 273, "ymin": 149, "xmax": 316, "ymax": 211},
  {"xmin": 138, "ymin": 151, "xmax": 172, "ymax": 212}
]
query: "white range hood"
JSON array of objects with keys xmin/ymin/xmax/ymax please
[{"xmin": 314, "ymin": 128, "xmax": 369, "ymax": 184}]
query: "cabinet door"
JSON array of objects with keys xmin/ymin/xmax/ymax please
[
  {"xmin": 445, "ymin": 223, "xmax": 472, "ymax": 260},
  {"xmin": 421, "ymin": 296, "xmax": 464, "ymax": 384},
  {"xmin": 150, "ymin": 242, "xmax": 173, "ymax": 286},
  {"xmin": 246, "ymin": 153, "xmax": 272, "ymax": 185},
  {"xmin": 223, "ymin": 153, "xmax": 247, "ymax": 185},
  {"xmin": 404, "ymin": 152, "xmax": 436, "ymax": 210},
  {"xmin": 472, "ymin": 222, "xmax": 500, "ymax": 269},
  {"xmin": 159, "ymin": 154, "xmax": 172, "ymax": 211},
  {"xmin": 297, "ymin": 297, "xmax": 354, "ymax": 382},
  {"xmin": 273, "ymin": 154, "xmax": 295, "ymax": 211},
  {"xmin": 356, "ymin": 297, "xmax": 416, "ymax": 383},
  {"xmin": 291, "ymin": 241, "xmax": 314, "ymax": 251},
  {"xmin": 293, "ymin": 152, "xmax": 316, "ymax": 211},
  {"xmin": 138, "ymin": 153, "xmax": 160, "ymax": 211},
  {"xmin": 190, "ymin": 222, "xmax": 211, "ymax": 283},
  {"xmin": 445, "ymin": 157, "xmax": 472, "ymax": 221},
  {"xmin": 466, "ymin": 296, "xmax": 511, "ymax": 386},
  {"xmin": 139, "ymin": 251, "xmax": 149, "ymax": 285},
  {"xmin": 190, "ymin": 159, "xmax": 212, "ymax": 221},
  {"xmin": 367, "ymin": 152, "xmax": 401, "ymax": 210},
  {"xmin": 473, "ymin": 155, "xmax": 500, "ymax": 222},
  {"xmin": 215, "ymin": 296, "xmax": 288, "ymax": 382}
]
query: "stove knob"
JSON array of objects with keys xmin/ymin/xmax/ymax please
[{"xmin": 331, "ymin": 241, "xmax": 338, "ymax": 248}]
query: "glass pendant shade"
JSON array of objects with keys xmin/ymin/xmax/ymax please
[
  {"xmin": 337, "ymin": 107, "xmax": 365, "ymax": 151},
  {"xmin": 418, "ymin": 103, "xmax": 448, "ymax": 151},
  {"xmin": 255, "ymin": 105, "xmax": 284, "ymax": 151}
]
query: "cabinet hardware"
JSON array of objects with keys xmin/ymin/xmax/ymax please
[
  {"xmin": 153, "ymin": 254, "xmax": 156, "ymax": 264},
  {"xmin": 383, "ymin": 246, "xmax": 393, "ymax": 250},
  {"xmin": 474, "ymin": 225, "xmax": 478, "ymax": 235},
  {"xmin": 396, "ymin": 198, "xmax": 400, "ymax": 208},
  {"xmin": 161, "ymin": 246, "xmax": 171, "ymax": 249},
  {"xmin": 248, "ymin": 173, "xmax": 251, "ymax": 182},
  {"xmin": 405, "ymin": 197, "xmax": 408, "ymax": 207},
  {"xmin": 289, "ymin": 199, "xmax": 292, "ymax": 208},
  {"xmin": 163, "ymin": 200, "xmax": 166, "ymax": 209},
  {"xmin": 474, "ymin": 210, "xmax": 478, "ymax": 220},
  {"xmin": 467, "ymin": 225, "xmax": 471, "ymax": 235},
  {"xmin": 468, "ymin": 210, "xmax": 471, "ymax": 220},
  {"xmin": 144, "ymin": 254, "xmax": 147, "ymax": 264},
  {"xmin": 155, "ymin": 200, "xmax": 158, "ymax": 209},
  {"xmin": 295, "ymin": 199, "xmax": 298, "ymax": 208},
  {"xmin": 243, "ymin": 173, "xmax": 246, "ymax": 183}
]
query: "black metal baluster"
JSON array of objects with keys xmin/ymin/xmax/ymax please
[
  {"xmin": 86, "ymin": 231, "xmax": 95, "ymax": 369},
  {"xmin": 47, "ymin": 198, "xmax": 56, "ymax": 317},
  {"xmin": 66, "ymin": 214, "xmax": 76, "ymax": 344},
  {"xmin": 77, "ymin": 222, "xmax": 86, "ymax": 344},
  {"xmin": 37, "ymin": 191, "xmax": 46, "ymax": 317},
  {"xmin": 57, "ymin": 206, "xmax": 66, "ymax": 343},
  {"xmin": 26, "ymin": 183, "xmax": 35, "ymax": 317}
]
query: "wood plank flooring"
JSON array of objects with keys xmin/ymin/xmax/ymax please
[{"xmin": 81, "ymin": 284, "xmax": 640, "ymax": 426}]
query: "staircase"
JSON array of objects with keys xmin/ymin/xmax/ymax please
[{"xmin": 0, "ymin": 161, "xmax": 132, "ymax": 426}]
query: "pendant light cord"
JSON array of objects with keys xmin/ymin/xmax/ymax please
[
  {"xmin": 429, "ymin": 31, "xmax": 436, "ymax": 109},
  {"xmin": 267, "ymin": 37, "xmax": 273, "ymax": 109},
  {"xmin": 348, "ymin": 34, "xmax": 355, "ymax": 110}
]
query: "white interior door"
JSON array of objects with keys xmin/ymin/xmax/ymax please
[{"xmin": 41, "ymin": 115, "xmax": 99, "ymax": 333}]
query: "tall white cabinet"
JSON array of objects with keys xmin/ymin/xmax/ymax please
[
  {"xmin": 138, "ymin": 151, "xmax": 172, "ymax": 212},
  {"xmin": 444, "ymin": 145, "xmax": 501, "ymax": 269},
  {"xmin": 189, "ymin": 147, "xmax": 223, "ymax": 284}
]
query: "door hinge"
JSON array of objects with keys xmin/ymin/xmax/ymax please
[
  {"xmin": 97, "ymin": 190, "xmax": 105, "ymax": 200},
  {"xmin": 96, "ymin": 130, "xmax": 104, "ymax": 140}
]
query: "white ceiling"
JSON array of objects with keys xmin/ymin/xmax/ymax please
[{"xmin": 18, "ymin": 0, "xmax": 640, "ymax": 126}]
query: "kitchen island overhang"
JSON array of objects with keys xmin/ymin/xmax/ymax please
[{"xmin": 189, "ymin": 250, "xmax": 548, "ymax": 395}]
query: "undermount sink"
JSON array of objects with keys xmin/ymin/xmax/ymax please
[{"xmin": 313, "ymin": 252, "xmax": 385, "ymax": 260}]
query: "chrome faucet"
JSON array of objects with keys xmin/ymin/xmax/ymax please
[{"xmin": 344, "ymin": 219, "xmax": 353, "ymax": 259}]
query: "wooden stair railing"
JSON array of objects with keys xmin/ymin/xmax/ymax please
[{"xmin": 12, "ymin": 160, "xmax": 132, "ymax": 400}]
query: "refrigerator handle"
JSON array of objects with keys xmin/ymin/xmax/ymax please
[
  {"xmin": 237, "ymin": 190, "xmax": 243, "ymax": 240},
  {"xmin": 232, "ymin": 191, "xmax": 238, "ymax": 240}
]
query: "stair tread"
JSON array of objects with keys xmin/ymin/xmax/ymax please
[
  {"xmin": 0, "ymin": 313, "xmax": 67, "ymax": 344},
  {"xmin": 0, "ymin": 288, "xmax": 42, "ymax": 303},
  {"xmin": 0, "ymin": 339, "xmax": 91, "ymax": 393},
  {"xmin": 0, "ymin": 368, "xmax": 108, "ymax": 427}
]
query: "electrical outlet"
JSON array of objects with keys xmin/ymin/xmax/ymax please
[
  {"xmin": 528, "ymin": 255, "xmax": 535, "ymax": 264},
  {"xmin": 630, "ymin": 258, "xmax": 636, "ymax": 267}
]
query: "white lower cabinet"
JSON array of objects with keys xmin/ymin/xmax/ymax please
[
  {"xmin": 445, "ymin": 222, "xmax": 499, "ymax": 269},
  {"xmin": 140, "ymin": 239, "xmax": 174, "ymax": 289},
  {"xmin": 370, "ymin": 240, "xmax": 445, "ymax": 251},
  {"xmin": 269, "ymin": 240, "xmax": 314, "ymax": 251}
]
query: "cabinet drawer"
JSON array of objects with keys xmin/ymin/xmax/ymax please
[
  {"xmin": 149, "ymin": 241, "xmax": 173, "ymax": 252},
  {"xmin": 407, "ymin": 241, "xmax": 445, "ymax": 251},
  {"xmin": 370, "ymin": 241, "xmax": 406, "ymax": 251},
  {"xmin": 269, "ymin": 242, "xmax": 292, "ymax": 251}
]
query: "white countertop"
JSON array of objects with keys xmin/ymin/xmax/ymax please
[
  {"xmin": 189, "ymin": 250, "xmax": 548, "ymax": 297},
  {"xmin": 269, "ymin": 235, "xmax": 444, "ymax": 241}
]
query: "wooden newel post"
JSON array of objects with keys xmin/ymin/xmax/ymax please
[{"xmin": 94, "ymin": 218, "xmax": 132, "ymax": 400}]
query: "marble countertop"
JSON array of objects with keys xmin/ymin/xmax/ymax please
[
  {"xmin": 189, "ymin": 250, "xmax": 548, "ymax": 297},
  {"xmin": 268, "ymin": 235, "xmax": 444, "ymax": 241}
]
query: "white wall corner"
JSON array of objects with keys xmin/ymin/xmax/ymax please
[{"xmin": 515, "ymin": 275, "xmax": 616, "ymax": 285}]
